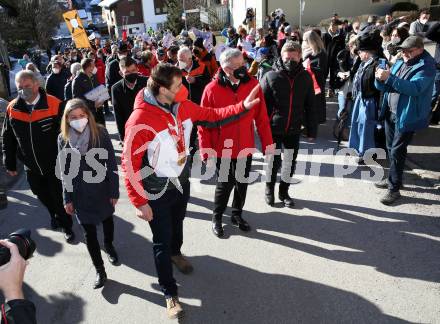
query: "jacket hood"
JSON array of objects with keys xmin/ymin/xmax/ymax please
[{"xmin": 134, "ymin": 88, "xmax": 180, "ymax": 114}]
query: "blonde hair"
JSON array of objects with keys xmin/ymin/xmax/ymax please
[
  {"xmin": 60, "ymin": 98, "xmax": 102, "ymax": 147},
  {"xmin": 303, "ymin": 30, "xmax": 325, "ymax": 54}
]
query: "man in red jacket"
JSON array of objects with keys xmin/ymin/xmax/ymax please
[
  {"xmin": 122, "ymin": 63, "xmax": 261, "ymax": 319},
  {"xmin": 198, "ymin": 48, "xmax": 273, "ymax": 238}
]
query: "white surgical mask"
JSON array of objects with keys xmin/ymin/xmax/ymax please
[
  {"xmin": 178, "ymin": 61, "xmax": 187, "ymax": 69},
  {"xmin": 420, "ymin": 19, "xmax": 428, "ymax": 25},
  {"xmin": 52, "ymin": 67, "xmax": 61, "ymax": 74},
  {"xmin": 69, "ymin": 118, "xmax": 88, "ymax": 133},
  {"xmin": 391, "ymin": 37, "xmax": 401, "ymax": 45},
  {"xmin": 92, "ymin": 66, "xmax": 98, "ymax": 74}
]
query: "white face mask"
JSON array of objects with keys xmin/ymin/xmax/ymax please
[
  {"xmin": 178, "ymin": 61, "xmax": 188, "ymax": 69},
  {"xmin": 420, "ymin": 18, "xmax": 429, "ymax": 25},
  {"xmin": 92, "ymin": 66, "xmax": 98, "ymax": 74},
  {"xmin": 69, "ymin": 118, "xmax": 88, "ymax": 133},
  {"xmin": 52, "ymin": 67, "xmax": 61, "ymax": 74}
]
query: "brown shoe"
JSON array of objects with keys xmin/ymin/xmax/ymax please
[
  {"xmin": 171, "ymin": 255, "xmax": 193, "ymax": 274},
  {"xmin": 166, "ymin": 296, "xmax": 184, "ymax": 319}
]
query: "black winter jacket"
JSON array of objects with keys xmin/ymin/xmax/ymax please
[
  {"xmin": 46, "ymin": 72, "xmax": 69, "ymax": 101},
  {"xmin": 111, "ymin": 76, "xmax": 148, "ymax": 140},
  {"xmin": 72, "ymin": 72, "xmax": 99, "ymax": 115},
  {"xmin": 261, "ymin": 59, "xmax": 316, "ymax": 137},
  {"xmin": 1, "ymin": 299, "xmax": 36, "ymax": 324}
]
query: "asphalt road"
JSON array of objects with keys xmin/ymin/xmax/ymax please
[{"xmin": 0, "ymin": 101, "xmax": 439, "ymax": 324}]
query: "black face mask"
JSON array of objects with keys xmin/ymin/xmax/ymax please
[
  {"xmin": 283, "ymin": 60, "xmax": 299, "ymax": 73},
  {"xmin": 124, "ymin": 73, "xmax": 138, "ymax": 84},
  {"xmin": 233, "ymin": 66, "xmax": 248, "ymax": 80}
]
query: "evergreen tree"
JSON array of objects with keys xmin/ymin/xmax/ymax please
[
  {"xmin": 164, "ymin": 0, "xmax": 185, "ymax": 35},
  {"xmin": 0, "ymin": 0, "xmax": 62, "ymax": 53}
]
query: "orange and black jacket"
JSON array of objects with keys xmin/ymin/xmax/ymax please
[
  {"xmin": 199, "ymin": 50, "xmax": 219, "ymax": 78},
  {"xmin": 181, "ymin": 58, "xmax": 211, "ymax": 105},
  {"xmin": 2, "ymin": 88, "xmax": 62, "ymax": 175}
]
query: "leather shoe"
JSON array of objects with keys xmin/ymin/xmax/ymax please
[
  {"xmin": 212, "ymin": 220, "xmax": 224, "ymax": 237},
  {"xmin": 374, "ymin": 179, "xmax": 389, "ymax": 189},
  {"xmin": 171, "ymin": 255, "xmax": 193, "ymax": 274},
  {"xmin": 231, "ymin": 215, "xmax": 251, "ymax": 232},
  {"xmin": 265, "ymin": 183, "xmax": 275, "ymax": 206},
  {"xmin": 94, "ymin": 270, "xmax": 107, "ymax": 289},
  {"xmin": 166, "ymin": 296, "xmax": 184, "ymax": 319},
  {"xmin": 105, "ymin": 245, "xmax": 119, "ymax": 265},
  {"xmin": 63, "ymin": 228, "xmax": 75, "ymax": 243}
]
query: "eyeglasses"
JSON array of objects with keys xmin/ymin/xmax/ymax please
[{"xmin": 402, "ymin": 48, "xmax": 418, "ymax": 55}]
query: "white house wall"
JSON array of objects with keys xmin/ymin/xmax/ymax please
[
  {"xmin": 230, "ymin": 0, "xmax": 432, "ymax": 30},
  {"xmin": 142, "ymin": 0, "xmax": 167, "ymax": 30}
]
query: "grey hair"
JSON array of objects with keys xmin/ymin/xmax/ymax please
[
  {"xmin": 177, "ymin": 46, "xmax": 192, "ymax": 59},
  {"xmin": 281, "ymin": 41, "xmax": 302, "ymax": 54},
  {"xmin": 219, "ymin": 48, "xmax": 243, "ymax": 68},
  {"xmin": 15, "ymin": 70, "xmax": 38, "ymax": 84},
  {"xmin": 70, "ymin": 62, "xmax": 81, "ymax": 76}
]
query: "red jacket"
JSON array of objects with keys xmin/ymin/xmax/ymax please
[
  {"xmin": 95, "ymin": 58, "xmax": 105, "ymax": 85},
  {"xmin": 137, "ymin": 63, "xmax": 152, "ymax": 77},
  {"xmin": 122, "ymin": 88, "xmax": 248, "ymax": 207},
  {"xmin": 198, "ymin": 70, "xmax": 273, "ymax": 160}
]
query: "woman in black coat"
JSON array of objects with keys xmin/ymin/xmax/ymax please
[
  {"xmin": 58, "ymin": 98, "xmax": 119, "ymax": 289},
  {"xmin": 302, "ymin": 30, "xmax": 328, "ymax": 131}
]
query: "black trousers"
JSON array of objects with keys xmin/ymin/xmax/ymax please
[
  {"xmin": 81, "ymin": 216, "xmax": 114, "ymax": 270},
  {"xmin": 266, "ymin": 133, "xmax": 300, "ymax": 186},
  {"xmin": 384, "ymin": 111, "xmax": 414, "ymax": 192},
  {"xmin": 213, "ymin": 156, "xmax": 252, "ymax": 221},
  {"xmin": 26, "ymin": 171, "xmax": 73, "ymax": 230},
  {"xmin": 148, "ymin": 182, "xmax": 190, "ymax": 298}
]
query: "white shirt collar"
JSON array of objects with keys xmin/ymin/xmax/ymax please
[{"xmin": 27, "ymin": 93, "xmax": 40, "ymax": 106}]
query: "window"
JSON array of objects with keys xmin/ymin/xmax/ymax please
[
  {"xmin": 432, "ymin": 0, "xmax": 440, "ymax": 6},
  {"xmin": 153, "ymin": 0, "xmax": 168, "ymax": 15},
  {"xmin": 130, "ymin": 10, "xmax": 135, "ymax": 16}
]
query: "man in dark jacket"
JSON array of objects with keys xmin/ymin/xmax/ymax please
[
  {"xmin": 73, "ymin": 58, "xmax": 106, "ymax": 125},
  {"xmin": 106, "ymin": 43, "xmax": 128, "ymax": 98},
  {"xmin": 0, "ymin": 240, "xmax": 36, "ymax": 324},
  {"xmin": 2, "ymin": 71, "xmax": 74, "ymax": 242},
  {"xmin": 111, "ymin": 56, "xmax": 148, "ymax": 141},
  {"xmin": 323, "ymin": 21, "xmax": 346, "ymax": 97},
  {"xmin": 261, "ymin": 41, "xmax": 315, "ymax": 207},
  {"xmin": 46, "ymin": 61, "xmax": 69, "ymax": 101}
]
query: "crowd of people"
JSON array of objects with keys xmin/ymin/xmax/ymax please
[{"xmin": 1, "ymin": 7, "xmax": 438, "ymax": 322}]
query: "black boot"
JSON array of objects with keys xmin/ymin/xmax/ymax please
[
  {"xmin": 279, "ymin": 181, "xmax": 295, "ymax": 207},
  {"xmin": 105, "ymin": 245, "xmax": 119, "ymax": 265},
  {"xmin": 230, "ymin": 215, "xmax": 251, "ymax": 232},
  {"xmin": 94, "ymin": 267, "xmax": 107, "ymax": 289},
  {"xmin": 265, "ymin": 183, "xmax": 275, "ymax": 206},
  {"xmin": 211, "ymin": 216, "xmax": 224, "ymax": 238}
]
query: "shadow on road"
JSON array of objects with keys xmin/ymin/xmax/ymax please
[
  {"xmin": 189, "ymin": 196, "xmax": 440, "ymax": 283},
  {"xmin": 175, "ymin": 255, "xmax": 411, "ymax": 324}
]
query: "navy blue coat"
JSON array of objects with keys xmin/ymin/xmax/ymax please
[{"xmin": 58, "ymin": 127, "xmax": 119, "ymax": 225}]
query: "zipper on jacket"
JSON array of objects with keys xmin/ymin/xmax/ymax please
[
  {"xmin": 29, "ymin": 111, "xmax": 44, "ymax": 175},
  {"xmin": 285, "ymin": 78, "xmax": 295, "ymax": 132}
]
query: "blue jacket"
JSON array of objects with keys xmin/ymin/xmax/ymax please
[{"xmin": 375, "ymin": 50, "xmax": 435, "ymax": 132}]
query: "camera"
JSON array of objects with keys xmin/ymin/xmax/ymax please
[{"xmin": 0, "ymin": 229, "xmax": 36, "ymax": 266}]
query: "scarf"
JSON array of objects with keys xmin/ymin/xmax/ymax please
[{"xmin": 68, "ymin": 125, "xmax": 91, "ymax": 155}]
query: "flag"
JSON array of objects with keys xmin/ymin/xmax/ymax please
[{"xmin": 63, "ymin": 10, "xmax": 91, "ymax": 49}]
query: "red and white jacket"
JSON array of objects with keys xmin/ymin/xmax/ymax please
[
  {"xmin": 198, "ymin": 69, "xmax": 273, "ymax": 160},
  {"xmin": 122, "ymin": 88, "xmax": 249, "ymax": 207}
]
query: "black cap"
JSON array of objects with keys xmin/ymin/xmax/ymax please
[
  {"xmin": 397, "ymin": 36, "xmax": 424, "ymax": 50},
  {"xmin": 358, "ymin": 32, "xmax": 382, "ymax": 51},
  {"xmin": 193, "ymin": 37, "xmax": 205, "ymax": 49}
]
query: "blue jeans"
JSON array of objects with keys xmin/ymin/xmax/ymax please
[
  {"xmin": 148, "ymin": 181, "xmax": 190, "ymax": 298},
  {"xmin": 384, "ymin": 111, "xmax": 414, "ymax": 192}
]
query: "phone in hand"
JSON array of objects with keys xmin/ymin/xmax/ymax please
[{"xmin": 378, "ymin": 58, "xmax": 388, "ymax": 70}]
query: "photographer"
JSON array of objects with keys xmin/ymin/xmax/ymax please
[{"xmin": 0, "ymin": 240, "xmax": 36, "ymax": 324}]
